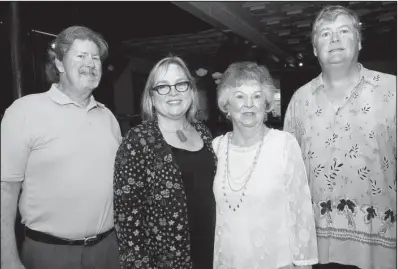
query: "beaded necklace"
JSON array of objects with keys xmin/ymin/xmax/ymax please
[{"xmin": 222, "ymin": 129, "xmax": 266, "ymax": 211}]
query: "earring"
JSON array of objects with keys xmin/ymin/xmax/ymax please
[
  {"xmin": 263, "ymin": 112, "xmax": 268, "ymax": 123},
  {"xmin": 226, "ymin": 112, "xmax": 231, "ymax": 121}
]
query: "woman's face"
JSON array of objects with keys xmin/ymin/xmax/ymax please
[
  {"xmin": 56, "ymin": 39, "xmax": 102, "ymax": 92},
  {"xmin": 151, "ymin": 63, "xmax": 193, "ymax": 121},
  {"xmin": 227, "ymin": 81, "xmax": 267, "ymax": 128}
]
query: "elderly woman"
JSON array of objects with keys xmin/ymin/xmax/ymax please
[
  {"xmin": 114, "ymin": 56, "xmax": 217, "ymax": 269},
  {"xmin": 212, "ymin": 62, "xmax": 318, "ymax": 269},
  {"xmin": 1, "ymin": 26, "xmax": 121, "ymax": 269}
]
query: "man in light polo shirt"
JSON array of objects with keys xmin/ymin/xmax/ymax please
[{"xmin": 1, "ymin": 26, "xmax": 122, "ymax": 269}]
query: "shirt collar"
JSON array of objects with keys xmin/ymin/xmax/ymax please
[
  {"xmin": 47, "ymin": 84, "xmax": 105, "ymax": 110},
  {"xmin": 311, "ymin": 63, "xmax": 376, "ymax": 95}
]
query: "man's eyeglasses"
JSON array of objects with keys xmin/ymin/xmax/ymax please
[{"xmin": 152, "ymin": 81, "xmax": 191, "ymax": 95}]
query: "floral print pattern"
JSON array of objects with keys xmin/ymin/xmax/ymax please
[
  {"xmin": 113, "ymin": 120, "xmax": 216, "ymax": 269},
  {"xmin": 284, "ymin": 64, "xmax": 397, "ymax": 269}
]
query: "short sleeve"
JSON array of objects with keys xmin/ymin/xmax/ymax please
[
  {"xmin": 1, "ymin": 100, "xmax": 31, "ymax": 182},
  {"xmin": 109, "ymin": 112, "xmax": 122, "ymax": 144}
]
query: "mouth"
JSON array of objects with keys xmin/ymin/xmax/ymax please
[
  {"xmin": 167, "ymin": 100, "xmax": 182, "ymax": 105},
  {"xmin": 242, "ymin": 112, "xmax": 256, "ymax": 116},
  {"xmin": 80, "ymin": 72, "xmax": 97, "ymax": 77},
  {"xmin": 329, "ymin": 48, "xmax": 344, "ymax": 53}
]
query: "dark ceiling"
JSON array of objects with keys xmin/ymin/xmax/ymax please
[
  {"xmin": 1, "ymin": 1, "xmax": 397, "ymax": 73},
  {"xmin": 17, "ymin": 2, "xmax": 213, "ymax": 47}
]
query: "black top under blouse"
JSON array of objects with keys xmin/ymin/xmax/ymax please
[
  {"xmin": 114, "ymin": 120, "xmax": 217, "ymax": 269},
  {"xmin": 171, "ymin": 145, "xmax": 216, "ymax": 269}
]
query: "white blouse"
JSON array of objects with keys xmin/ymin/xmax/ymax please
[{"xmin": 212, "ymin": 129, "xmax": 318, "ymax": 269}]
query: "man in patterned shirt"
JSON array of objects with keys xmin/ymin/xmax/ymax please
[{"xmin": 284, "ymin": 5, "xmax": 396, "ymax": 269}]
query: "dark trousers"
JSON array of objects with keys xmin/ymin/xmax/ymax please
[
  {"xmin": 314, "ymin": 263, "xmax": 360, "ymax": 269},
  {"xmin": 21, "ymin": 231, "xmax": 121, "ymax": 269}
]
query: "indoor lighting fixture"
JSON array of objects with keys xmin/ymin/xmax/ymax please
[
  {"xmin": 196, "ymin": 68, "xmax": 208, "ymax": 77},
  {"xmin": 299, "ymin": 62, "xmax": 303, "ymax": 67}
]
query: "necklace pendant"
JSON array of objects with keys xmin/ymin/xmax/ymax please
[{"xmin": 176, "ymin": 130, "xmax": 187, "ymax": 142}]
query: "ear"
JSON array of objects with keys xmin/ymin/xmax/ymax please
[
  {"xmin": 55, "ymin": 58, "xmax": 65, "ymax": 73},
  {"xmin": 358, "ymin": 42, "xmax": 362, "ymax": 51},
  {"xmin": 313, "ymin": 45, "xmax": 318, "ymax": 57}
]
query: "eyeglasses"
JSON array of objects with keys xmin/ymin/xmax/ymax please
[{"xmin": 152, "ymin": 81, "xmax": 191, "ymax": 95}]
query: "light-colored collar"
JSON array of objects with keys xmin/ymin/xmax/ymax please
[
  {"xmin": 47, "ymin": 84, "xmax": 105, "ymax": 110},
  {"xmin": 311, "ymin": 63, "xmax": 376, "ymax": 95}
]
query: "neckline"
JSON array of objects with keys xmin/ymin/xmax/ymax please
[
  {"xmin": 171, "ymin": 145, "xmax": 205, "ymax": 153},
  {"xmin": 229, "ymin": 128, "xmax": 273, "ymax": 152}
]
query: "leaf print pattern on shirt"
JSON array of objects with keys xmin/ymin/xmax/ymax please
[
  {"xmin": 315, "ymin": 107, "xmax": 323, "ymax": 116},
  {"xmin": 361, "ymin": 104, "xmax": 371, "ymax": 114},
  {"xmin": 388, "ymin": 180, "xmax": 397, "ymax": 192},
  {"xmin": 283, "ymin": 65, "xmax": 397, "ymax": 269},
  {"xmin": 346, "ymin": 144, "xmax": 359, "ymax": 159},
  {"xmin": 325, "ymin": 133, "xmax": 338, "ymax": 147},
  {"xmin": 314, "ymin": 164, "xmax": 325, "ymax": 178},
  {"xmin": 357, "ymin": 166, "xmax": 370, "ymax": 181},
  {"xmin": 369, "ymin": 178, "xmax": 382, "ymax": 195},
  {"xmin": 382, "ymin": 156, "xmax": 390, "ymax": 172},
  {"xmin": 306, "ymin": 150, "xmax": 315, "ymax": 160},
  {"xmin": 324, "ymin": 159, "xmax": 343, "ymax": 191}
]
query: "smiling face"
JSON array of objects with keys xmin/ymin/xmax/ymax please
[
  {"xmin": 227, "ymin": 81, "xmax": 267, "ymax": 128},
  {"xmin": 151, "ymin": 63, "xmax": 193, "ymax": 121},
  {"xmin": 313, "ymin": 14, "xmax": 361, "ymax": 66},
  {"xmin": 56, "ymin": 39, "xmax": 102, "ymax": 93}
]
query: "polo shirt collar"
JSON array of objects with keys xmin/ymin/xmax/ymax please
[
  {"xmin": 312, "ymin": 63, "xmax": 375, "ymax": 95},
  {"xmin": 47, "ymin": 84, "xmax": 105, "ymax": 110}
]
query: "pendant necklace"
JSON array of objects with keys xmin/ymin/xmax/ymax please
[{"xmin": 159, "ymin": 123, "xmax": 189, "ymax": 143}]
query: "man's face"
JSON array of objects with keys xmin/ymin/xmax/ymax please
[
  {"xmin": 313, "ymin": 14, "xmax": 361, "ymax": 66},
  {"xmin": 56, "ymin": 39, "xmax": 102, "ymax": 92}
]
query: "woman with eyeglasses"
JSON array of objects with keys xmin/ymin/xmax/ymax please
[{"xmin": 113, "ymin": 56, "xmax": 217, "ymax": 269}]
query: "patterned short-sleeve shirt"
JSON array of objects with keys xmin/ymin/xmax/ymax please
[{"xmin": 284, "ymin": 64, "xmax": 396, "ymax": 269}]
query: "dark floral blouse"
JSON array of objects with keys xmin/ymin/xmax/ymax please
[{"xmin": 113, "ymin": 119, "xmax": 217, "ymax": 269}]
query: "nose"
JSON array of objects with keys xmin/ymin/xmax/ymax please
[
  {"xmin": 331, "ymin": 31, "xmax": 340, "ymax": 43},
  {"xmin": 85, "ymin": 56, "xmax": 95, "ymax": 67},
  {"xmin": 169, "ymin": 85, "xmax": 178, "ymax": 96},
  {"xmin": 244, "ymin": 96, "xmax": 254, "ymax": 108}
]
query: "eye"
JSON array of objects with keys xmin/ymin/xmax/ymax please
[
  {"xmin": 77, "ymin": 54, "xmax": 85, "ymax": 58},
  {"xmin": 321, "ymin": 31, "xmax": 331, "ymax": 38},
  {"xmin": 235, "ymin": 94, "xmax": 244, "ymax": 99},
  {"xmin": 93, "ymin": 56, "xmax": 101, "ymax": 61},
  {"xmin": 175, "ymin": 81, "xmax": 190, "ymax": 91},
  {"xmin": 253, "ymin": 94, "xmax": 262, "ymax": 99},
  {"xmin": 340, "ymin": 28, "xmax": 350, "ymax": 34},
  {"xmin": 155, "ymin": 85, "xmax": 169, "ymax": 90}
]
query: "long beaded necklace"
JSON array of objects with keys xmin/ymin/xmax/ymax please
[{"xmin": 222, "ymin": 129, "xmax": 266, "ymax": 211}]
